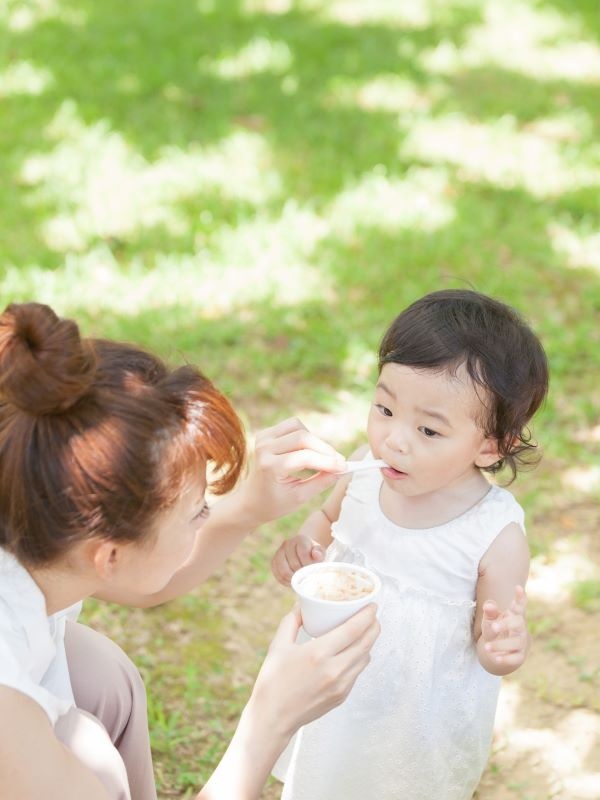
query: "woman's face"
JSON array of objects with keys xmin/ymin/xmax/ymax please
[{"xmin": 116, "ymin": 470, "xmax": 210, "ymax": 595}]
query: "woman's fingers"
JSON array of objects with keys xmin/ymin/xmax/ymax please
[
  {"xmin": 254, "ymin": 602, "xmax": 379, "ymax": 733},
  {"xmin": 242, "ymin": 418, "xmax": 348, "ymax": 524},
  {"xmin": 316, "ymin": 604, "xmax": 380, "ymax": 658},
  {"xmin": 270, "ymin": 605, "xmax": 302, "ymax": 646},
  {"xmin": 255, "ymin": 416, "xmax": 308, "ymax": 443},
  {"xmin": 268, "ymin": 448, "xmax": 346, "ymax": 479},
  {"xmin": 258, "ymin": 423, "xmax": 342, "ymax": 458}
]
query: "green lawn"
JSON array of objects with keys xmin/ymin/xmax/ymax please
[{"xmin": 1, "ymin": 1, "xmax": 599, "ymax": 797}]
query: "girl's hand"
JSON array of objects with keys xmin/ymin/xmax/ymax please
[
  {"xmin": 235, "ymin": 418, "xmax": 346, "ymax": 528},
  {"xmin": 480, "ymin": 585, "xmax": 529, "ymax": 668},
  {"xmin": 251, "ymin": 604, "xmax": 380, "ymax": 738},
  {"xmin": 271, "ymin": 534, "xmax": 325, "ymax": 586}
]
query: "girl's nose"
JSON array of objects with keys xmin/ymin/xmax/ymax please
[{"xmin": 385, "ymin": 427, "xmax": 410, "ymax": 454}]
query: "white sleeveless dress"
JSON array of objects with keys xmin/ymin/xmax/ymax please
[{"xmin": 274, "ymin": 458, "xmax": 526, "ymax": 800}]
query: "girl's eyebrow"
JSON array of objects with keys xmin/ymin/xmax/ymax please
[
  {"xmin": 375, "ymin": 380, "xmax": 394, "ymax": 397},
  {"xmin": 415, "ymin": 407, "xmax": 452, "ymax": 428},
  {"xmin": 376, "ymin": 381, "xmax": 452, "ymax": 428}
]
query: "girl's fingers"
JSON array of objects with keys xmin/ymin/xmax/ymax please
[
  {"xmin": 482, "ymin": 601, "xmax": 500, "ymax": 620},
  {"xmin": 311, "ymin": 545, "xmax": 325, "ymax": 562},
  {"xmin": 491, "ymin": 612, "xmax": 525, "ymax": 637},
  {"xmin": 490, "ymin": 650, "xmax": 526, "ymax": 666},
  {"xmin": 271, "ymin": 553, "xmax": 293, "ymax": 586},
  {"xmin": 485, "ymin": 635, "xmax": 526, "ymax": 654},
  {"xmin": 294, "ymin": 537, "xmax": 323, "ymax": 568},
  {"xmin": 509, "ymin": 585, "xmax": 527, "ymax": 615}
]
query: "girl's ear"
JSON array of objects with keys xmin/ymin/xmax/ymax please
[{"xmin": 475, "ymin": 436, "xmax": 501, "ymax": 469}]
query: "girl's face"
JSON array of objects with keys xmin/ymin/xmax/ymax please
[
  {"xmin": 367, "ymin": 363, "xmax": 499, "ymax": 498},
  {"xmin": 116, "ymin": 470, "xmax": 209, "ymax": 595}
]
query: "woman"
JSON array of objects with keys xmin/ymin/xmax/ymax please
[{"xmin": 0, "ymin": 302, "xmax": 379, "ymax": 800}]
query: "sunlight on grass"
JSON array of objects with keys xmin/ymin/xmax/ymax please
[
  {"xmin": 422, "ymin": 0, "xmax": 600, "ymax": 83},
  {"xmin": 19, "ymin": 101, "xmax": 282, "ymax": 250},
  {"xmin": 494, "ymin": 683, "xmax": 600, "ymax": 798},
  {"xmin": 1, "ymin": 239, "xmax": 333, "ymax": 316},
  {"xmin": 298, "ymin": 392, "xmax": 371, "ymax": 450},
  {"xmin": 561, "ymin": 466, "xmax": 600, "ymax": 494},
  {"xmin": 1, "ymin": 0, "xmax": 85, "ymax": 31},
  {"xmin": 203, "ymin": 37, "xmax": 293, "ymax": 79},
  {"xmin": 241, "ymin": 0, "xmax": 294, "ymax": 14},
  {"xmin": 0, "ymin": 60, "xmax": 54, "ymax": 97},
  {"xmin": 528, "ymin": 537, "xmax": 598, "ymax": 605},
  {"xmin": 401, "ymin": 113, "xmax": 600, "ymax": 198},
  {"xmin": 325, "ymin": 74, "xmax": 435, "ymax": 114},
  {"xmin": 548, "ymin": 223, "xmax": 600, "ymax": 274},
  {"xmin": 574, "ymin": 424, "xmax": 600, "ymax": 444},
  {"xmin": 327, "ymin": 166, "xmax": 455, "ymax": 236},
  {"xmin": 303, "ymin": 0, "xmax": 435, "ymax": 28}
]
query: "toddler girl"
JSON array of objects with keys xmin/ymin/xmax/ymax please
[{"xmin": 271, "ymin": 289, "xmax": 549, "ymax": 800}]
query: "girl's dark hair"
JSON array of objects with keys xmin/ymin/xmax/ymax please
[
  {"xmin": 378, "ymin": 289, "xmax": 549, "ymax": 483},
  {"xmin": 0, "ymin": 302, "xmax": 246, "ymax": 566}
]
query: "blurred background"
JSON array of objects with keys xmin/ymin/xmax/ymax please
[{"xmin": 1, "ymin": 0, "xmax": 599, "ymax": 797}]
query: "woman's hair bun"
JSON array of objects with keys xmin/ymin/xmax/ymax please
[{"xmin": 0, "ymin": 302, "xmax": 96, "ymax": 415}]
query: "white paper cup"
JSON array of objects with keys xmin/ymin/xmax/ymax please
[{"xmin": 291, "ymin": 562, "xmax": 381, "ymax": 638}]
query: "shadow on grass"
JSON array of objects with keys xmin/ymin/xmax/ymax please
[{"xmin": 1, "ymin": 0, "xmax": 598, "ymax": 271}]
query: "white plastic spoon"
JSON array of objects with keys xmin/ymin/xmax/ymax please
[{"xmin": 341, "ymin": 459, "xmax": 388, "ymax": 474}]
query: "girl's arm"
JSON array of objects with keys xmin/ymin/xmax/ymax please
[
  {"xmin": 0, "ymin": 605, "xmax": 379, "ymax": 800},
  {"xmin": 271, "ymin": 444, "xmax": 369, "ymax": 585},
  {"xmin": 473, "ymin": 522, "xmax": 531, "ymax": 676}
]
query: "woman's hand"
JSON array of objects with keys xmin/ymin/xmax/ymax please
[
  {"xmin": 198, "ymin": 605, "xmax": 380, "ymax": 799},
  {"xmin": 235, "ymin": 417, "xmax": 347, "ymax": 528},
  {"xmin": 251, "ymin": 603, "xmax": 380, "ymax": 736}
]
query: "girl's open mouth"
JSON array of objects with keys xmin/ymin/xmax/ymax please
[{"xmin": 381, "ymin": 465, "xmax": 407, "ymax": 480}]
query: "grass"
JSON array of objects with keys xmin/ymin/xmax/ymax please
[
  {"xmin": 1, "ymin": 0, "xmax": 599, "ymax": 797},
  {"xmin": 571, "ymin": 579, "xmax": 600, "ymax": 612}
]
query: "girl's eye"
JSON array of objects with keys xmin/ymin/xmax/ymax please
[
  {"xmin": 419, "ymin": 426, "xmax": 439, "ymax": 438},
  {"xmin": 194, "ymin": 503, "xmax": 210, "ymax": 521},
  {"xmin": 375, "ymin": 404, "xmax": 393, "ymax": 417}
]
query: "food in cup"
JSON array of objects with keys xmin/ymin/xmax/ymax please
[
  {"xmin": 291, "ymin": 562, "xmax": 381, "ymax": 637},
  {"xmin": 297, "ymin": 568, "xmax": 375, "ymax": 602}
]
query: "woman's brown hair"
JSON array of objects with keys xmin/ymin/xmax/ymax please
[{"xmin": 0, "ymin": 302, "xmax": 246, "ymax": 566}]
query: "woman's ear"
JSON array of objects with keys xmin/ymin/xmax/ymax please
[
  {"xmin": 90, "ymin": 540, "xmax": 120, "ymax": 580},
  {"xmin": 475, "ymin": 436, "xmax": 501, "ymax": 469}
]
